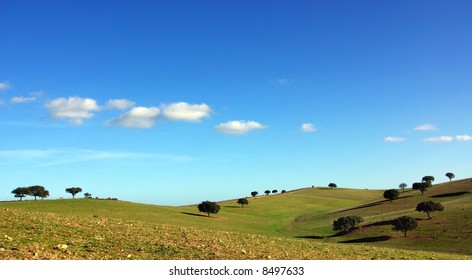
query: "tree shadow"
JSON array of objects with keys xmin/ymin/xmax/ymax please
[
  {"xmin": 295, "ymin": 235, "xmax": 325, "ymax": 240},
  {"xmin": 430, "ymin": 191, "xmax": 470, "ymax": 198},
  {"xmin": 362, "ymin": 220, "xmax": 394, "ymax": 228},
  {"xmin": 333, "ymin": 202, "xmax": 382, "ymax": 214},
  {"xmin": 180, "ymin": 212, "xmax": 207, "ymax": 218},
  {"xmin": 339, "ymin": 236, "xmax": 391, "ymax": 243}
]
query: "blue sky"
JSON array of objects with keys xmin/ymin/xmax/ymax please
[{"xmin": 1, "ymin": 0, "xmax": 471, "ymax": 206}]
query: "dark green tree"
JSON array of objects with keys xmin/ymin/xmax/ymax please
[
  {"xmin": 333, "ymin": 216, "xmax": 364, "ymax": 233},
  {"xmin": 11, "ymin": 187, "xmax": 31, "ymax": 201},
  {"xmin": 197, "ymin": 201, "xmax": 220, "ymax": 217},
  {"xmin": 65, "ymin": 187, "xmax": 83, "ymax": 199},
  {"xmin": 281, "ymin": 190, "xmax": 286, "ymax": 193},
  {"xmin": 28, "ymin": 185, "xmax": 46, "ymax": 201},
  {"xmin": 399, "ymin": 183, "xmax": 407, "ymax": 192},
  {"xmin": 392, "ymin": 216, "xmax": 417, "ymax": 237},
  {"xmin": 237, "ymin": 198, "xmax": 249, "ymax": 208},
  {"xmin": 38, "ymin": 189, "xmax": 49, "ymax": 200},
  {"xmin": 250, "ymin": 191, "xmax": 258, "ymax": 197},
  {"xmin": 328, "ymin": 183, "xmax": 337, "ymax": 189},
  {"xmin": 422, "ymin": 175, "xmax": 435, "ymax": 183},
  {"xmin": 383, "ymin": 189, "xmax": 400, "ymax": 202},
  {"xmin": 264, "ymin": 190, "xmax": 271, "ymax": 196},
  {"xmin": 412, "ymin": 182, "xmax": 431, "ymax": 195},
  {"xmin": 416, "ymin": 201, "xmax": 444, "ymax": 219},
  {"xmin": 272, "ymin": 189, "xmax": 278, "ymax": 194},
  {"xmin": 445, "ymin": 172, "xmax": 455, "ymax": 181},
  {"xmin": 84, "ymin": 192, "xmax": 92, "ymax": 198}
]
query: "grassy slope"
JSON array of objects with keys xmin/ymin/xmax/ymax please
[{"xmin": 1, "ymin": 179, "xmax": 471, "ymax": 259}]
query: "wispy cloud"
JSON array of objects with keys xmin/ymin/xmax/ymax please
[
  {"xmin": 415, "ymin": 124, "xmax": 437, "ymax": 131},
  {"xmin": 45, "ymin": 97, "xmax": 101, "ymax": 125},
  {"xmin": 300, "ymin": 123, "xmax": 317, "ymax": 133},
  {"xmin": 384, "ymin": 136, "xmax": 407, "ymax": 143},
  {"xmin": 162, "ymin": 102, "xmax": 211, "ymax": 122},
  {"xmin": 11, "ymin": 96, "xmax": 37, "ymax": 103},
  {"xmin": 106, "ymin": 99, "xmax": 135, "ymax": 110},
  {"xmin": 105, "ymin": 106, "xmax": 160, "ymax": 128},
  {"xmin": 424, "ymin": 136, "xmax": 454, "ymax": 143},
  {"xmin": 0, "ymin": 148, "xmax": 194, "ymax": 166},
  {"xmin": 0, "ymin": 81, "xmax": 11, "ymax": 91},
  {"xmin": 456, "ymin": 135, "xmax": 472, "ymax": 141},
  {"xmin": 215, "ymin": 120, "xmax": 267, "ymax": 135}
]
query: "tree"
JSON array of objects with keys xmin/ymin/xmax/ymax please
[
  {"xmin": 197, "ymin": 201, "xmax": 220, "ymax": 217},
  {"xmin": 383, "ymin": 189, "xmax": 400, "ymax": 202},
  {"xmin": 422, "ymin": 175, "xmax": 435, "ymax": 183},
  {"xmin": 328, "ymin": 183, "xmax": 337, "ymax": 189},
  {"xmin": 399, "ymin": 183, "xmax": 407, "ymax": 192},
  {"xmin": 392, "ymin": 216, "xmax": 417, "ymax": 237},
  {"xmin": 28, "ymin": 185, "xmax": 46, "ymax": 201},
  {"xmin": 264, "ymin": 190, "xmax": 271, "ymax": 196},
  {"xmin": 84, "ymin": 192, "xmax": 92, "ymax": 198},
  {"xmin": 281, "ymin": 190, "xmax": 286, "ymax": 193},
  {"xmin": 445, "ymin": 172, "xmax": 455, "ymax": 182},
  {"xmin": 65, "ymin": 187, "xmax": 82, "ymax": 199},
  {"xmin": 412, "ymin": 182, "xmax": 431, "ymax": 195},
  {"xmin": 38, "ymin": 189, "xmax": 49, "ymax": 200},
  {"xmin": 250, "ymin": 191, "xmax": 258, "ymax": 197},
  {"xmin": 272, "ymin": 189, "xmax": 278, "ymax": 194},
  {"xmin": 237, "ymin": 198, "xmax": 249, "ymax": 208},
  {"xmin": 333, "ymin": 216, "xmax": 364, "ymax": 233},
  {"xmin": 11, "ymin": 187, "xmax": 31, "ymax": 201},
  {"xmin": 416, "ymin": 200, "xmax": 444, "ymax": 219}
]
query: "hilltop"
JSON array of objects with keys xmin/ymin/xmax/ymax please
[{"xmin": 1, "ymin": 178, "xmax": 471, "ymax": 259}]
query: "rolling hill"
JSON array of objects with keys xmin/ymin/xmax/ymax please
[{"xmin": 1, "ymin": 178, "xmax": 471, "ymax": 259}]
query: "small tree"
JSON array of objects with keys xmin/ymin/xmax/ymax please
[
  {"xmin": 383, "ymin": 189, "xmax": 400, "ymax": 202},
  {"xmin": 445, "ymin": 172, "xmax": 455, "ymax": 182},
  {"xmin": 264, "ymin": 190, "xmax": 271, "ymax": 196},
  {"xmin": 250, "ymin": 191, "xmax": 258, "ymax": 197},
  {"xmin": 197, "ymin": 201, "xmax": 220, "ymax": 217},
  {"xmin": 392, "ymin": 216, "xmax": 417, "ymax": 237},
  {"xmin": 422, "ymin": 175, "xmax": 435, "ymax": 183},
  {"xmin": 399, "ymin": 183, "xmax": 407, "ymax": 192},
  {"xmin": 237, "ymin": 198, "xmax": 249, "ymax": 208},
  {"xmin": 65, "ymin": 187, "xmax": 83, "ymax": 199},
  {"xmin": 281, "ymin": 190, "xmax": 286, "ymax": 193},
  {"xmin": 416, "ymin": 200, "xmax": 444, "ymax": 219},
  {"xmin": 328, "ymin": 183, "xmax": 337, "ymax": 189},
  {"xmin": 333, "ymin": 216, "xmax": 364, "ymax": 233},
  {"xmin": 28, "ymin": 185, "xmax": 46, "ymax": 201},
  {"xmin": 11, "ymin": 187, "xmax": 31, "ymax": 201},
  {"xmin": 272, "ymin": 189, "xmax": 278, "ymax": 194},
  {"xmin": 84, "ymin": 192, "xmax": 92, "ymax": 199},
  {"xmin": 412, "ymin": 182, "xmax": 431, "ymax": 195}
]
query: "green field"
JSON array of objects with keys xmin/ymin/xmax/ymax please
[{"xmin": 1, "ymin": 178, "xmax": 471, "ymax": 260}]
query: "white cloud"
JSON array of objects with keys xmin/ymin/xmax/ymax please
[
  {"xmin": 0, "ymin": 81, "xmax": 10, "ymax": 90},
  {"xmin": 162, "ymin": 102, "xmax": 211, "ymax": 122},
  {"xmin": 105, "ymin": 106, "xmax": 160, "ymax": 128},
  {"xmin": 456, "ymin": 135, "xmax": 472, "ymax": 142},
  {"xmin": 106, "ymin": 99, "xmax": 135, "ymax": 110},
  {"xmin": 415, "ymin": 124, "xmax": 437, "ymax": 131},
  {"xmin": 45, "ymin": 97, "xmax": 101, "ymax": 125},
  {"xmin": 384, "ymin": 136, "xmax": 407, "ymax": 143},
  {"xmin": 424, "ymin": 136, "xmax": 454, "ymax": 143},
  {"xmin": 300, "ymin": 123, "xmax": 317, "ymax": 133},
  {"xmin": 11, "ymin": 96, "xmax": 36, "ymax": 103},
  {"xmin": 215, "ymin": 120, "xmax": 267, "ymax": 135}
]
